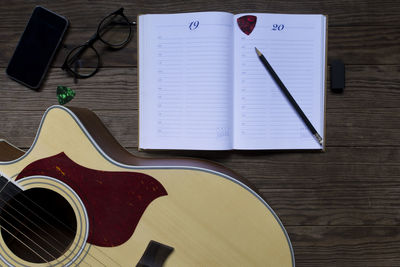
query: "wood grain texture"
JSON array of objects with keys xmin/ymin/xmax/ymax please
[
  {"xmin": 0, "ymin": 0, "xmax": 399, "ymax": 266},
  {"xmin": 1, "ymin": 27, "xmax": 400, "ymax": 66},
  {"xmin": 288, "ymin": 226, "xmax": 400, "ymax": 267},
  {"xmin": 0, "ymin": 0, "xmax": 400, "ymax": 27}
]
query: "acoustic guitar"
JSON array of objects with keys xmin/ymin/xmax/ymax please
[{"xmin": 0, "ymin": 105, "xmax": 294, "ymax": 266}]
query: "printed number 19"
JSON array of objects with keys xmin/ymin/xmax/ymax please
[
  {"xmin": 272, "ymin": 24, "xmax": 284, "ymax": 31},
  {"xmin": 189, "ymin": 21, "xmax": 199, "ymax": 30}
]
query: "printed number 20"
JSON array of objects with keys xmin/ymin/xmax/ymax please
[{"xmin": 272, "ymin": 24, "xmax": 284, "ymax": 31}]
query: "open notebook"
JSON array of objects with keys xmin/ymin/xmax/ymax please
[{"xmin": 138, "ymin": 12, "xmax": 327, "ymax": 150}]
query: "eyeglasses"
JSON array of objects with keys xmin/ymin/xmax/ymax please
[{"xmin": 62, "ymin": 8, "xmax": 136, "ymax": 79}]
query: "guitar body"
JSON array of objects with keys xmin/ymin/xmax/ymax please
[{"xmin": 0, "ymin": 106, "xmax": 294, "ymax": 266}]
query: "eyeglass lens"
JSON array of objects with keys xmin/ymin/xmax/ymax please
[
  {"xmin": 65, "ymin": 45, "xmax": 99, "ymax": 77},
  {"xmin": 64, "ymin": 10, "xmax": 131, "ymax": 78},
  {"xmin": 98, "ymin": 13, "xmax": 131, "ymax": 47}
]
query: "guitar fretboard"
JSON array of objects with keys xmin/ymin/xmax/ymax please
[{"xmin": 0, "ymin": 175, "xmax": 23, "ymax": 210}]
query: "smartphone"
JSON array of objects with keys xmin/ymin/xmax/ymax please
[{"xmin": 6, "ymin": 6, "xmax": 69, "ymax": 89}]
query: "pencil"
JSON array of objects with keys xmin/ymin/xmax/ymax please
[{"xmin": 255, "ymin": 47, "xmax": 323, "ymax": 146}]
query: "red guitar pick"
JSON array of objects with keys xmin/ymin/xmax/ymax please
[{"xmin": 237, "ymin": 15, "xmax": 257, "ymax": 35}]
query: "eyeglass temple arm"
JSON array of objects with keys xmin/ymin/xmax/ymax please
[
  {"xmin": 65, "ymin": 36, "xmax": 97, "ymax": 66},
  {"xmin": 111, "ymin": 21, "xmax": 136, "ymax": 26},
  {"xmin": 101, "ymin": 20, "xmax": 136, "ymax": 27}
]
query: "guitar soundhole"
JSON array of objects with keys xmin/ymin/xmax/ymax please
[{"xmin": 0, "ymin": 188, "xmax": 77, "ymax": 263}]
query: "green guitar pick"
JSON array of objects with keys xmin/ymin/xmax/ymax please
[{"xmin": 57, "ymin": 86, "xmax": 76, "ymax": 105}]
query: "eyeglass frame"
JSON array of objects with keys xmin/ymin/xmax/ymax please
[{"xmin": 61, "ymin": 7, "xmax": 136, "ymax": 79}]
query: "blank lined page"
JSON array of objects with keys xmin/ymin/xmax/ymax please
[
  {"xmin": 233, "ymin": 13, "xmax": 326, "ymax": 149},
  {"xmin": 139, "ymin": 12, "xmax": 234, "ymax": 150}
]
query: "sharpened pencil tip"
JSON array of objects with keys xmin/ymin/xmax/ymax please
[
  {"xmin": 314, "ymin": 133, "xmax": 323, "ymax": 146},
  {"xmin": 255, "ymin": 47, "xmax": 262, "ymax": 57}
]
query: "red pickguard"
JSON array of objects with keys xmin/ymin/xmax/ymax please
[{"xmin": 16, "ymin": 152, "xmax": 167, "ymax": 247}]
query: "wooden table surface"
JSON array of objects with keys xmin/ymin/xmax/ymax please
[{"xmin": 0, "ymin": 1, "xmax": 399, "ymax": 266}]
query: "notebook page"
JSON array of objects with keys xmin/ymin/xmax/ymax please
[
  {"xmin": 139, "ymin": 12, "xmax": 234, "ymax": 150},
  {"xmin": 233, "ymin": 13, "xmax": 326, "ymax": 149}
]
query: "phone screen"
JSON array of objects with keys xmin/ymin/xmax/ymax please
[{"xmin": 6, "ymin": 6, "xmax": 68, "ymax": 89}]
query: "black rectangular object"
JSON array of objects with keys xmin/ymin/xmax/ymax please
[
  {"xmin": 6, "ymin": 6, "xmax": 69, "ymax": 89},
  {"xmin": 330, "ymin": 59, "xmax": 345, "ymax": 93}
]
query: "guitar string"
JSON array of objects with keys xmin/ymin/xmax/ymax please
[
  {"xmin": 0, "ymin": 224, "xmax": 52, "ymax": 266},
  {"xmin": 0, "ymin": 193, "xmax": 105, "ymax": 267},
  {"xmin": 4, "ymin": 183, "xmax": 122, "ymax": 267},
  {"xmin": 0, "ymin": 214, "xmax": 57, "ymax": 266},
  {"xmin": 0, "ymin": 199, "xmax": 69, "ymax": 256},
  {"xmin": 0, "ymin": 198, "xmax": 92, "ymax": 267},
  {"xmin": 0, "ymin": 177, "xmax": 102, "ymax": 267},
  {"xmin": 0, "ymin": 190, "xmax": 106, "ymax": 267},
  {"xmin": 0, "ymin": 176, "xmax": 122, "ymax": 266},
  {"xmin": 0, "ymin": 176, "xmax": 12, "ymax": 196},
  {"xmin": 0, "ymin": 176, "xmax": 120, "ymax": 267},
  {"xmin": 0, "ymin": 177, "xmax": 64, "ymax": 266},
  {"xmin": 1, "ymin": 188, "xmax": 116, "ymax": 267},
  {"xmin": 0, "ymin": 178, "xmax": 68, "ymax": 267},
  {"xmin": 0, "ymin": 173, "xmax": 124, "ymax": 267},
  {"xmin": 0, "ymin": 174, "xmax": 121, "ymax": 267}
]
